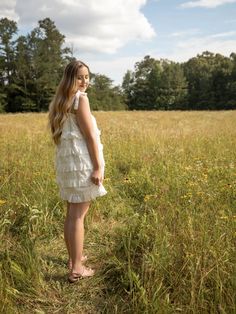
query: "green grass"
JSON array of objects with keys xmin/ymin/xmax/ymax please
[{"xmin": 0, "ymin": 111, "xmax": 235, "ymax": 313}]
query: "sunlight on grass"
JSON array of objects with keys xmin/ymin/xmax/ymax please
[{"xmin": 0, "ymin": 111, "xmax": 235, "ymax": 313}]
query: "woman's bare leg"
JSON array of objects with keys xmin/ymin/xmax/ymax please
[
  {"xmin": 64, "ymin": 201, "xmax": 71, "ymax": 260},
  {"xmin": 67, "ymin": 201, "xmax": 91, "ymax": 273},
  {"xmin": 64, "ymin": 201, "xmax": 89, "ymax": 268}
]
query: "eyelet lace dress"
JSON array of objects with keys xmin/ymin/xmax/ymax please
[{"xmin": 55, "ymin": 91, "xmax": 107, "ymax": 203}]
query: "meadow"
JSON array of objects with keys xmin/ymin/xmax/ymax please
[{"xmin": 0, "ymin": 110, "xmax": 235, "ymax": 314}]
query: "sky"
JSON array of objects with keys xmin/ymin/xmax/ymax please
[{"xmin": 1, "ymin": 0, "xmax": 236, "ymax": 85}]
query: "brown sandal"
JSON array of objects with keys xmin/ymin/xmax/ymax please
[{"xmin": 68, "ymin": 266, "xmax": 94, "ymax": 283}]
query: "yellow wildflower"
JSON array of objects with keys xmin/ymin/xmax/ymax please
[
  {"xmin": 144, "ymin": 195, "xmax": 151, "ymax": 202},
  {"xmin": 220, "ymin": 216, "xmax": 229, "ymax": 220},
  {"xmin": 144, "ymin": 194, "xmax": 158, "ymax": 202}
]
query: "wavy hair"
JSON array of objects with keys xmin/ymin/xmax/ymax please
[{"xmin": 48, "ymin": 60, "xmax": 89, "ymax": 145}]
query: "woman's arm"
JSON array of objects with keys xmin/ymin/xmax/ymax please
[{"xmin": 75, "ymin": 95, "xmax": 102, "ymax": 185}]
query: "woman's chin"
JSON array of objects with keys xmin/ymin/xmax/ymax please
[{"xmin": 78, "ymin": 87, "xmax": 87, "ymax": 92}]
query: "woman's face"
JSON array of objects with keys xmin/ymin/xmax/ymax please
[{"xmin": 76, "ymin": 66, "xmax": 89, "ymax": 92}]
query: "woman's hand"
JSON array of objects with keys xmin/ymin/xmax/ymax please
[{"xmin": 91, "ymin": 169, "xmax": 103, "ymax": 186}]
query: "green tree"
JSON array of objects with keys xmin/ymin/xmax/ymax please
[
  {"xmin": 156, "ymin": 61, "xmax": 188, "ymax": 110},
  {"xmin": 227, "ymin": 53, "xmax": 236, "ymax": 109},
  {"xmin": 0, "ymin": 18, "xmax": 18, "ymax": 111},
  {"xmin": 0, "ymin": 18, "xmax": 17, "ymax": 84},
  {"xmin": 12, "ymin": 35, "xmax": 36, "ymax": 111},
  {"xmin": 184, "ymin": 51, "xmax": 212, "ymax": 109},
  {"xmin": 89, "ymin": 73, "xmax": 126, "ymax": 110},
  {"xmin": 125, "ymin": 55, "xmax": 158, "ymax": 110},
  {"xmin": 183, "ymin": 51, "xmax": 235, "ymax": 110},
  {"xmin": 122, "ymin": 69, "xmax": 134, "ymax": 106},
  {"xmin": 211, "ymin": 53, "xmax": 233, "ymax": 109},
  {"xmin": 122, "ymin": 56, "xmax": 187, "ymax": 110},
  {"xmin": 0, "ymin": 17, "xmax": 71, "ymax": 112},
  {"xmin": 28, "ymin": 18, "xmax": 70, "ymax": 111}
]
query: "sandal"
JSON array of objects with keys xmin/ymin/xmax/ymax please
[
  {"xmin": 68, "ymin": 266, "xmax": 94, "ymax": 283},
  {"xmin": 67, "ymin": 255, "xmax": 88, "ymax": 270}
]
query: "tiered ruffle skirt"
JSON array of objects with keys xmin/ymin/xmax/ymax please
[{"xmin": 55, "ymin": 114, "xmax": 107, "ymax": 203}]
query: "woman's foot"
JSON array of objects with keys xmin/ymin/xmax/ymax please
[
  {"xmin": 67, "ymin": 255, "xmax": 88, "ymax": 270},
  {"xmin": 68, "ymin": 266, "xmax": 94, "ymax": 283}
]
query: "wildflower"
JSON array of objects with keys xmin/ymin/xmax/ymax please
[
  {"xmin": 0, "ymin": 200, "xmax": 6, "ymax": 206},
  {"xmin": 144, "ymin": 194, "xmax": 158, "ymax": 202},
  {"xmin": 220, "ymin": 216, "xmax": 229, "ymax": 220},
  {"xmin": 124, "ymin": 177, "xmax": 131, "ymax": 183},
  {"xmin": 144, "ymin": 195, "xmax": 151, "ymax": 202}
]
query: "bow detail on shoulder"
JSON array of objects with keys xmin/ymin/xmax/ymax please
[{"xmin": 74, "ymin": 90, "xmax": 87, "ymax": 110}]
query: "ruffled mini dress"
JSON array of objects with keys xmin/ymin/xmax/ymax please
[{"xmin": 55, "ymin": 91, "xmax": 107, "ymax": 203}]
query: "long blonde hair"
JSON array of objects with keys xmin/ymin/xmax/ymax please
[{"xmin": 48, "ymin": 60, "xmax": 89, "ymax": 145}]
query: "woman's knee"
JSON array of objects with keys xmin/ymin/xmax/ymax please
[{"xmin": 68, "ymin": 201, "xmax": 90, "ymax": 220}]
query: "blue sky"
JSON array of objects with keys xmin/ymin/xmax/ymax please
[
  {"xmin": 140, "ymin": 0, "xmax": 236, "ymax": 58},
  {"xmin": 1, "ymin": 0, "xmax": 236, "ymax": 85}
]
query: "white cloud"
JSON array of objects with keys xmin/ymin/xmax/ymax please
[
  {"xmin": 162, "ymin": 34, "xmax": 236, "ymax": 62},
  {"xmin": 62, "ymin": 31, "xmax": 236, "ymax": 85},
  {"xmin": 86, "ymin": 55, "xmax": 145, "ymax": 85},
  {"xmin": 0, "ymin": 0, "xmax": 155, "ymax": 54},
  {"xmin": 181, "ymin": 0, "xmax": 236, "ymax": 8},
  {"xmin": 0, "ymin": 0, "xmax": 18, "ymax": 21},
  {"xmin": 210, "ymin": 31, "xmax": 236, "ymax": 38},
  {"xmin": 170, "ymin": 29, "xmax": 200, "ymax": 37}
]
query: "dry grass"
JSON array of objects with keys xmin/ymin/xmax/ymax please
[{"xmin": 0, "ymin": 110, "xmax": 235, "ymax": 313}]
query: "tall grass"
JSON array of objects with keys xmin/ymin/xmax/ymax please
[{"xmin": 0, "ymin": 111, "xmax": 235, "ymax": 313}]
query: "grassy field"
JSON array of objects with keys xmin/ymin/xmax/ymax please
[{"xmin": 0, "ymin": 111, "xmax": 235, "ymax": 313}]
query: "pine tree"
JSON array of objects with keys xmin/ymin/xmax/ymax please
[{"xmin": 0, "ymin": 18, "xmax": 18, "ymax": 111}]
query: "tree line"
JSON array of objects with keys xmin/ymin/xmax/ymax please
[
  {"xmin": 0, "ymin": 17, "xmax": 125, "ymax": 112},
  {"xmin": 122, "ymin": 53, "xmax": 236, "ymax": 110},
  {"xmin": 0, "ymin": 17, "xmax": 235, "ymax": 112}
]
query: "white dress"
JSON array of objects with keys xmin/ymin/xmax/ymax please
[{"xmin": 55, "ymin": 92, "xmax": 107, "ymax": 203}]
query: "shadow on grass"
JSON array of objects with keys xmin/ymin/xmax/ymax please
[
  {"xmin": 42, "ymin": 254, "xmax": 68, "ymax": 283},
  {"xmin": 43, "ymin": 254, "xmax": 67, "ymax": 268},
  {"xmin": 44, "ymin": 272, "xmax": 66, "ymax": 283}
]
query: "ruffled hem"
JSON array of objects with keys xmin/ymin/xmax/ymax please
[{"xmin": 59, "ymin": 184, "xmax": 107, "ymax": 203}]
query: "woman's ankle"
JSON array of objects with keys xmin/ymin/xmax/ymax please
[{"xmin": 71, "ymin": 261, "xmax": 83, "ymax": 273}]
